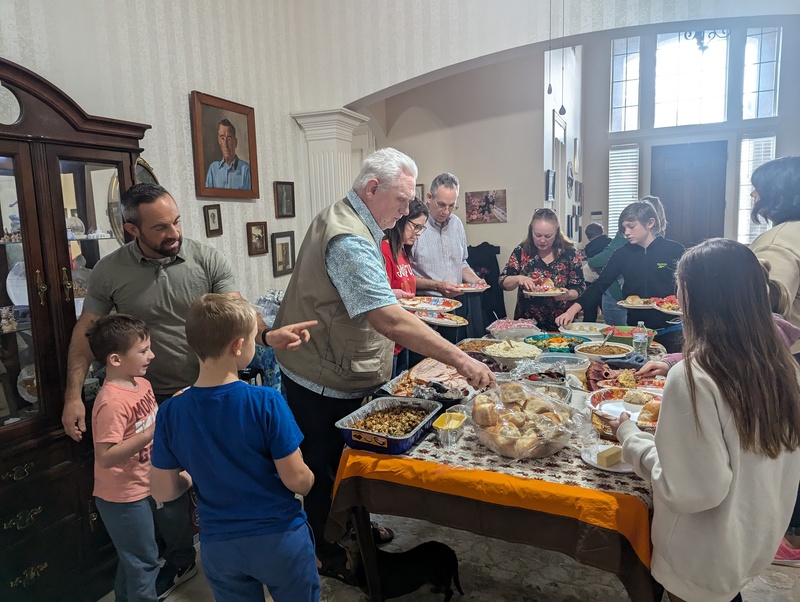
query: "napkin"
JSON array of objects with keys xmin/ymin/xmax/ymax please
[{"xmin": 604, "ymin": 353, "xmax": 648, "ymax": 370}]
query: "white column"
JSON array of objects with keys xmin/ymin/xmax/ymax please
[{"xmin": 291, "ymin": 108, "xmax": 369, "ymax": 216}]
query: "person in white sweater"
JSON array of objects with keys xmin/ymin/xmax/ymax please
[
  {"xmin": 611, "ymin": 238, "xmax": 800, "ymax": 602},
  {"xmin": 749, "ymin": 155, "xmax": 800, "ymax": 357}
]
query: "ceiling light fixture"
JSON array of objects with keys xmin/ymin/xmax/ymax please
[
  {"xmin": 684, "ymin": 29, "xmax": 730, "ymax": 52},
  {"xmin": 558, "ymin": 0, "xmax": 566, "ymax": 116},
  {"xmin": 547, "ymin": 0, "xmax": 553, "ymax": 94}
]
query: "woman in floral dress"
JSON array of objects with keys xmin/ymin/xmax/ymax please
[{"xmin": 499, "ymin": 208, "xmax": 585, "ymax": 331}]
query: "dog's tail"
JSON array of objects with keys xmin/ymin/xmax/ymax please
[{"xmin": 453, "ymin": 557, "xmax": 464, "ymax": 595}]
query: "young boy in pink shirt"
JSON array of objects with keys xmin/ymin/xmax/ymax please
[{"xmin": 89, "ymin": 314, "xmax": 195, "ymax": 601}]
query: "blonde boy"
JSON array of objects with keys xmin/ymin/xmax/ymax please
[{"xmin": 150, "ymin": 294, "xmax": 319, "ymax": 602}]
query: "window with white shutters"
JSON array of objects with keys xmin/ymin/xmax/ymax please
[
  {"xmin": 608, "ymin": 145, "xmax": 640, "ymax": 237},
  {"xmin": 737, "ymin": 136, "xmax": 776, "ymax": 244}
]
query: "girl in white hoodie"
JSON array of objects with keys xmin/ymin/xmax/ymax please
[{"xmin": 612, "ymin": 238, "xmax": 800, "ymax": 602}]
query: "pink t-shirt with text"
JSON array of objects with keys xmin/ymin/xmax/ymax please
[{"xmin": 92, "ymin": 377, "xmax": 158, "ymax": 503}]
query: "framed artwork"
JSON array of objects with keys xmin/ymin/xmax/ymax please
[
  {"xmin": 415, "ymin": 183, "xmax": 424, "ymax": 200},
  {"xmin": 273, "ymin": 181, "xmax": 295, "ymax": 218},
  {"xmin": 246, "ymin": 222, "xmax": 268, "ymax": 256},
  {"xmin": 203, "ymin": 204, "xmax": 223, "ymax": 237},
  {"xmin": 190, "ymin": 90, "xmax": 259, "ymax": 199},
  {"xmin": 465, "ymin": 189, "xmax": 508, "ymax": 224},
  {"xmin": 271, "ymin": 230, "xmax": 296, "ymax": 277}
]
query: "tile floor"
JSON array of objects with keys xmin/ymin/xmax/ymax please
[{"xmin": 99, "ymin": 515, "xmax": 800, "ymax": 601}]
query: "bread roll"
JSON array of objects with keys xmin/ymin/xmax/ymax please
[
  {"xmin": 514, "ymin": 434, "xmax": 540, "ymax": 457},
  {"xmin": 540, "ymin": 411, "xmax": 563, "ymax": 426},
  {"xmin": 523, "ymin": 397, "xmax": 553, "ymax": 415},
  {"xmin": 499, "ymin": 382, "xmax": 527, "ymax": 404},
  {"xmin": 498, "ymin": 423, "xmax": 521, "ymax": 438},
  {"xmin": 506, "ymin": 411, "xmax": 527, "ymax": 429},
  {"xmin": 473, "ymin": 393, "xmax": 493, "ymax": 406},
  {"xmin": 472, "ymin": 402, "xmax": 498, "ymax": 427},
  {"xmin": 639, "ymin": 399, "xmax": 661, "ymax": 423}
]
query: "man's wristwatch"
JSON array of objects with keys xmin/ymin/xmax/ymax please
[{"xmin": 260, "ymin": 328, "xmax": 272, "ymax": 347}]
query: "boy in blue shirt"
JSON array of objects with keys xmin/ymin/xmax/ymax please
[{"xmin": 150, "ymin": 294, "xmax": 318, "ymax": 601}]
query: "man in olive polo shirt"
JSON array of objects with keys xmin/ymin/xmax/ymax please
[{"xmin": 60, "ymin": 182, "xmax": 315, "ymax": 598}]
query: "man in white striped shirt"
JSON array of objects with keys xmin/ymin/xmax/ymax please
[
  {"xmin": 411, "ymin": 172, "xmax": 485, "ymax": 297},
  {"xmin": 411, "ymin": 173, "xmax": 486, "ymax": 343}
]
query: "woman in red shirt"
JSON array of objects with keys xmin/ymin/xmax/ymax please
[{"xmin": 382, "ymin": 198, "xmax": 430, "ymax": 376}]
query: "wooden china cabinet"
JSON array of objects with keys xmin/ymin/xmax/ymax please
[{"xmin": 0, "ymin": 58, "xmax": 150, "ymax": 601}]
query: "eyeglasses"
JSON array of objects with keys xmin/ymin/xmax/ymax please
[
  {"xmin": 408, "ymin": 221, "xmax": 427, "ymax": 233},
  {"xmin": 435, "ymin": 201, "xmax": 458, "ymax": 212}
]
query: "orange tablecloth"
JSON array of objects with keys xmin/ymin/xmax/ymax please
[{"xmin": 328, "ymin": 431, "xmax": 659, "ymax": 601}]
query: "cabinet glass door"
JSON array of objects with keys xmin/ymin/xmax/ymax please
[
  {"xmin": 58, "ymin": 159, "xmax": 123, "ymax": 297},
  {"xmin": 0, "ymin": 150, "xmax": 43, "ymax": 427}
]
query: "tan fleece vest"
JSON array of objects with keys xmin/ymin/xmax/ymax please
[{"xmin": 274, "ymin": 198, "xmax": 393, "ymax": 392}]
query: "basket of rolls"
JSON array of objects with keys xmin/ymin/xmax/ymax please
[
  {"xmin": 469, "ymin": 381, "xmax": 583, "ymax": 459},
  {"xmin": 586, "ymin": 387, "xmax": 661, "ymax": 439}
]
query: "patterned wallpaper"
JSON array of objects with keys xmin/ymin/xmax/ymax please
[{"xmin": 0, "ymin": 0, "xmax": 796, "ymax": 299}]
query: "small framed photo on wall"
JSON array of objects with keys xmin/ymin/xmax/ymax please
[
  {"xmin": 203, "ymin": 204, "xmax": 223, "ymax": 237},
  {"xmin": 415, "ymin": 183, "xmax": 424, "ymax": 200},
  {"xmin": 274, "ymin": 181, "xmax": 295, "ymax": 218},
  {"xmin": 271, "ymin": 231, "xmax": 296, "ymax": 277},
  {"xmin": 246, "ymin": 222, "xmax": 268, "ymax": 256}
]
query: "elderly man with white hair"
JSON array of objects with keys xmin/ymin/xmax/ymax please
[{"xmin": 274, "ymin": 148, "xmax": 495, "ymax": 583}]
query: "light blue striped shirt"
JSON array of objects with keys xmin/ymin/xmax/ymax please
[
  {"xmin": 279, "ymin": 189, "xmax": 397, "ymax": 398},
  {"xmin": 410, "ymin": 214, "xmax": 470, "ymax": 295},
  {"xmin": 205, "ymin": 156, "xmax": 252, "ymax": 190}
]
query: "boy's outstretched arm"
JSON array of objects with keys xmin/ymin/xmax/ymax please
[
  {"xmin": 275, "ymin": 449, "xmax": 314, "ymax": 496},
  {"xmin": 150, "ymin": 467, "xmax": 193, "ymax": 503}
]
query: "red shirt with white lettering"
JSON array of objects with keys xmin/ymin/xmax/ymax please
[
  {"xmin": 382, "ymin": 240, "xmax": 417, "ymax": 355},
  {"xmin": 92, "ymin": 378, "xmax": 158, "ymax": 502}
]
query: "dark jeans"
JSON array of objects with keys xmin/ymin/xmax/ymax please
[
  {"xmin": 96, "ymin": 496, "xmax": 160, "ymax": 602},
  {"xmin": 201, "ymin": 522, "xmax": 319, "ymax": 602},
  {"xmin": 154, "ymin": 491, "xmax": 195, "ymax": 569},
  {"xmin": 282, "ymin": 375, "xmax": 363, "ymax": 557},
  {"xmin": 582, "ymin": 299, "xmax": 601, "ymax": 322}
]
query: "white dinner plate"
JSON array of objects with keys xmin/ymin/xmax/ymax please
[
  {"xmin": 617, "ymin": 300, "xmax": 656, "ymax": 309},
  {"xmin": 523, "ymin": 288, "xmax": 567, "ymax": 297},
  {"xmin": 455, "ymin": 283, "xmax": 490, "ymax": 293},
  {"xmin": 415, "ymin": 311, "xmax": 469, "ymax": 327},
  {"xmin": 596, "ymin": 399, "xmax": 642, "ymax": 421},
  {"xmin": 399, "ymin": 296, "xmax": 462, "ymax": 312},
  {"xmin": 581, "ymin": 447, "xmax": 635, "ymax": 474},
  {"xmin": 558, "ymin": 322, "xmax": 605, "ymax": 340},
  {"xmin": 654, "ymin": 305, "xmax": 683, "ymax": 316},
  {"xmin": 6, "ymin": 262, "xmax": 28, "ymax": 306}
]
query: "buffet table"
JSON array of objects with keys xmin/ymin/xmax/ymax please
[{"xmin": 327, "ymin": 429, "xmax": 661, "ymax": 601}]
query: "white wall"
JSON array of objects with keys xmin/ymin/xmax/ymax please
[
  {"xmin": 2, "ymin": 0, "xmax": 798, "ymax": 300},
  {"xmin": 373, "ymin": 54, "xmax": 546, "ymax": 317}
]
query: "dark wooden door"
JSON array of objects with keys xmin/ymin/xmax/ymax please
[{"xmin": 650, "ymin": 141, "xmax": 727, "ymax": 248}]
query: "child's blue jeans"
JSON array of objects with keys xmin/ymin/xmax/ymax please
[
  {"xmin": 201, "ymin": 521, "xmax": 319, "ymax": 602},
  {"xmin": 95, "ymin": 496, "xmax": 160, "ymax": 602}
]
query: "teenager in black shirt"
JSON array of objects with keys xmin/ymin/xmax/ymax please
[{"xmin": 556, "ymin": 198, "xmax": 685, "ymax": 352}]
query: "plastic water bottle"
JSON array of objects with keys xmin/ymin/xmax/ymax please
[{"xmin": 632, "ymin": 321, "xmax": 649, "ymax": 356}]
